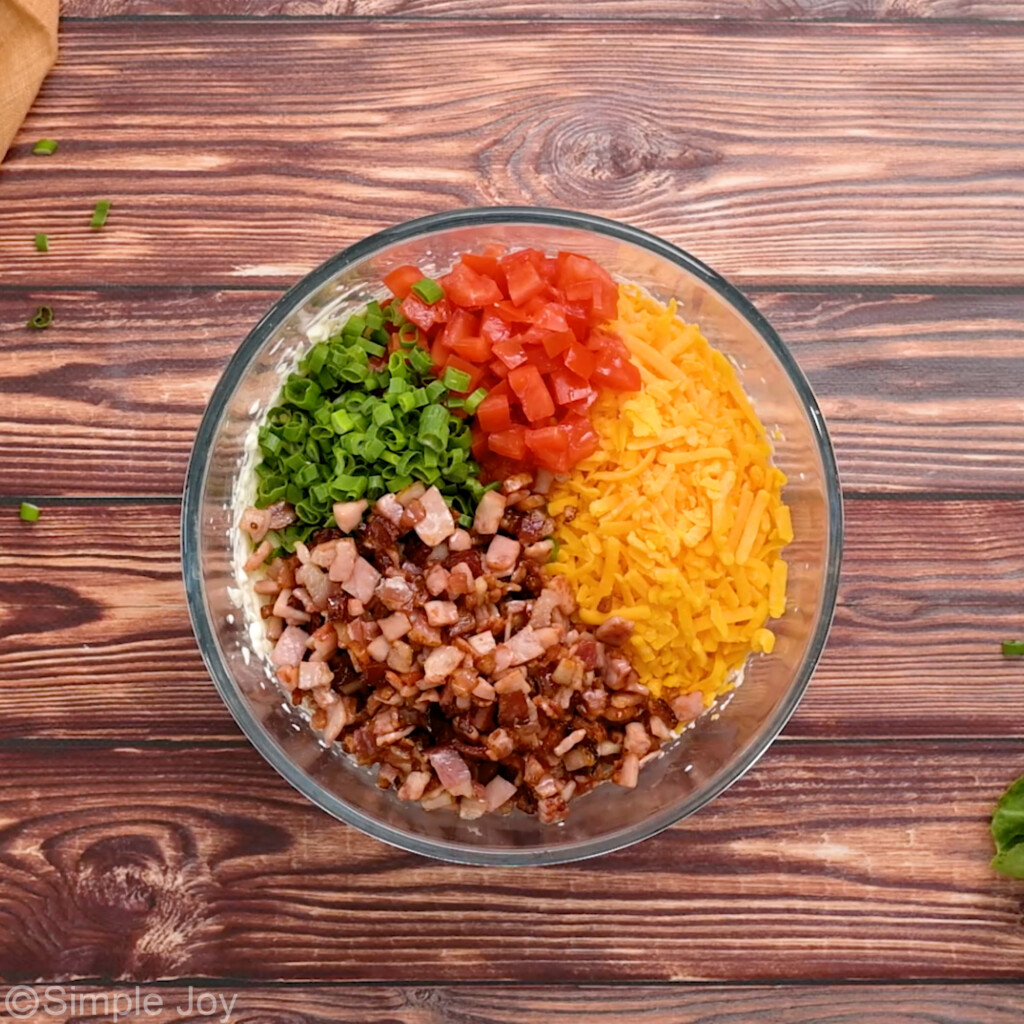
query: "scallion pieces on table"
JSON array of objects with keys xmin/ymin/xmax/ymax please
[
  {"xmin": 34, "ymin": 234, "xmax": 48, "ymax": 252},
  {"xmin": 27, "ymin": 306, "xmax": 54, "ymax": 330},
  {"xmin": 32, "ymin": 138, "xmax": 58, "ymax": 155},
  {"xmin": 19, "ymin": 503, "xmax": 41, "ymax": 522},
  {"xmin": 410, "ymin": 277, "xmax": 444, "ymax": 305},
  {"xmin": 90, "ymin": 200, "xmax": 111, "ymax": 229},
  {"xmin": 1003, "ymin": 640, "xmax": 1024, "ymax": 657}
]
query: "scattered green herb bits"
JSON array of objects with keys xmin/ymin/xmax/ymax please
[{"xmin": 19, "ymin": 503, "xmax": 41, "ymax": 522}]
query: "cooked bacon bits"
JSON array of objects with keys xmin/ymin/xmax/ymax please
[{"xmin": 245, "ymin": 482, "xmax": 698, "ymax": 822}]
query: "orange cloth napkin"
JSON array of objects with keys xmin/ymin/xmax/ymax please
[{"xmin": 0, "ymin": 0, "xmax": 59, "ymax": 160}]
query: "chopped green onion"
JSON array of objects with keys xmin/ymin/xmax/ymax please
[
  {"xmin": 34, "ymin": 233, "xmax": 48, "ymax": 252},
  {"xmin": 342, "ymin": 315, "xmax": 367, "ymax": 338},
  {"xmin": 548, "ymin": 536, "xmax": 560, "ymax": 562},
  {"xmin": 409, "ymin": 347, "xmax": 433, "ymax": 375},
  {"xmin": 464, "ymin": 387, "xmax": 488, "ymax": 414},
  {"xmin": 32, "ymin": 139, "xmax": 58, "ymax": 155},
  {"xmin": 27, "ymin": 305, "xmax": 53, "ymax": 330},
  {"xmin": 90, "ymin": 200, "xmax": 111, "ymax": 229},
  {"xmin": 458, "ymin": 513, "xmax": 473, "ymax": 529},
  {"xmin": 425, "ymin": 379, "xmax": 447, "ymax": 403},
  {"xmin": 410, "ymin": 277, "xmax": 444, "ymax": 305},
  {"xmin": 418, "ymin": 404, "xmax": 449, "ymax": 453},
  {"xmin": 357, "ymin": 337, "xmax": 386, "ymax": 358},
  {"xmin": 1003, "ymin": 640, "xmax": 1024, "ymax": 657},
  {"xmin": 19, "ymin": 502, "xmax": 40, "ymax": 522},
  {"xmin": 442, "ymin": 366, "xmax": 472, "ymax": 393},
  {"xmin": 398, "ymin": 322, "xmax": 420, "ymax": 346}
]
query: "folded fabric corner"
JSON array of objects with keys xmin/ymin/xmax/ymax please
[{"xmin": 0, "ymin": 0, "xmax": 60, "ymax": 162}]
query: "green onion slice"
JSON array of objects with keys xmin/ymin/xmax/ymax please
[
  {"xmin": 27, "ymin": 305, "xmax": 54, "ymax": 330},
  {"xmin": 410, "ymin": 277, "xmax": 444, "ymax": 305},
  {"xmin": 90, "ymin": 200, "xmax": 111, "ymax": 229}
]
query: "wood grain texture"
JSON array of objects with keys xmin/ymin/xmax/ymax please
[
  {"xmin": 56, "ymin": 0, "xmax": 1024, "ymax": 19},
  {"xmin": 2, "ymin": 22, "xmax": 1023, "ymax": 289},
  {"xmin": 1, "ymin": 739, "xmax": 1022, "ymax": 982},
  {"xmin": 3, "ymin": 287, "xmax": 1024, "ymax": 497},
  {"xmin": 21, "ymin": 983, "xmax": 1024, "ymax": 1023},
  {"xmin": 2, "ymin": 499, "xmax": 1022, "ymax": 742}
]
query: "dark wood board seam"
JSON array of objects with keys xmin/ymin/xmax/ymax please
[
  {"xmin": 56, "ymin": 14, "xmax": 1024, "ymax": 25},
  {"xmin": 15, "ymin": 976, "xmax": 1024, "ymax": 989}
]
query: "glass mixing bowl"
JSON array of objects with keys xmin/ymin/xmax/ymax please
[{"xmin": 182, "ymin": 207, "xmax": 842, "ymax": 865}]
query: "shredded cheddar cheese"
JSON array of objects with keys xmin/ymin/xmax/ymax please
[{"xmin": 549, "ymin": 285, "xmax": 792, "ymax": 702}]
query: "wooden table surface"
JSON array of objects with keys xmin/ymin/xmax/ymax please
[{"xmin": 2, "ymin": 0, "xmax": 1024, "ymax": 1019}]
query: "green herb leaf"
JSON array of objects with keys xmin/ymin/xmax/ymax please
[
  {"xmin": 19, "ymin": 502, "xmax": 41, "ymax": 522},
  {"xmin": 32, "ymin": 139, "xmax": 58, "ymax": 155},
  {"xmin": 991, "ymin": 773, "xmax": 1024, "ymax": 878},
  {"xmin": 34, "ymin": 233, "xmax": 49, "ymax": 252},
  {"xmin": 1002, "ymin": 640, "xmax": 1024, "ymax": 657}
]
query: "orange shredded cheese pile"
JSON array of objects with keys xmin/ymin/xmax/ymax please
[{"xmin": 548, "ymin": 285, "xmax": 792, "ymax": 702}]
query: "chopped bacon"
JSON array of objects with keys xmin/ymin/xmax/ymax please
[
  {"xmin": 414, "ymin": 486, "xmax": 456, "ymax": 547},
  {"xmin": 240, "ymin": 506, "xmax": 271, "ymax": 543},
  {"xmin": 428, "ymin": 746, "xmax": 474, "ymax": 798},
  {"xmin": 271, "ymin": 625, "xmax": 310, "ymax": 668}
]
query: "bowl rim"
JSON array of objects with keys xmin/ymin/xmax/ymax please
[{"xmin": 182, "ymin": 205, "xmax": 844, "ymax": 866}]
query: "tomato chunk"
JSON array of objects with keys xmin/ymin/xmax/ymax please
[
  {"xmin": 440, "ymin": 262, "xmax": 504, "ymax": 308},
  {"xmin": 492, "ymin": 338, "xmax": 528, "ymax": 370},
  {"xmin": 488, "ymin": 426, "xmax": 528, "ymax": 461},
  {"xmin": 476, "ymin": 390, "xmax": 512, "ymax": 433},
  {"xmin": 508, "ymin": 364, "xmax": 556, "ymax": 423},
  {"xmin": 525, "ymin": 425, "xmax": 571, "ymax": 473},
  {"xmin": 384, "ymin": 264, "xmax": 425, "ymax": 300}
]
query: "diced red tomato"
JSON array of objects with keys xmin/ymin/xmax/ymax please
[
  {"xmin": 492, "ymin": 338, "xmax": 528, "ymax": 370},
  {"xmin": 564, "ymin": 339, "xmax": 597, "ymax": 380},
  {"xmin": 531, "ymin": 303, "xmax": 570, "ymax": 333},
  {"xmin": 562, "ymin": 412, "xmax": 601, "ymax": 462},
  {"xmin": 447, "ymin": 334, "xmax": 489, "ymax": 362},
  {"xmin": 430, "ymin": 334, "xmax": 451, "ymax": 372},
  {"xmin": 488, "ymin": 426, "xmax": 528, "ymax": 461},
  {"xmin": 440, "ymin": 307, "xmax": 479, "ymax": 348},
  {"xmin": 402, "ymin": 293, "xmax": 448, "ymax": 332},
  {"xmin": 393, "ymin": 244, "xmax": 642, "ymax": 476},
  {"xmin": 476, "ymin": 390, "xmax": 513, "ymax": 433},
  {"xmin": 525, "ymin": 425, "xmax": 571, "ymax": 473},
  {"xmin": 508, "ymin": 364, "xmax": 556, "ymax": 423},
  {"xmin": 540, "ymin": 330, "xmax": 575, "ymax": 358},
  {"xmin": 440, "ymin": 262, "xmax": 504, "ymax": 308},
  {"xmin": 383, "ymin": 264, "xmax": 424, "ymax": 300},
  {"xmin": 549, "ymin": 367, "xmax": 596, "ymax": 407},
  {"xmin": 504, "ymin": 258, "xmax": 546, "ymax": 306},
  {"xmin": 480, "ymin": 308, "xmax": 511, "ymax": 345},
  {"xmin": 471, "ymin": 428, "xmax": 489, "ymax": 464},
  {"xmin": 460, "ymin": 252, "xmax": 507, "ymax": 296},
  {"xmin": 591, "ymin": 334, "xmax": 642, "ymax": 391}
]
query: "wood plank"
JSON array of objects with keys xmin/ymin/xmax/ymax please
[
  {"xmin": 0, "ymin": 739, "xmax": 1021, "ymax": 981},
  {"xmin": 3, "ymin": 287, "xmax": 1023, "ymax": 497},
  {"xmin": 1, "ymin": 499, "xmax": 1022, "ymax": 742},
  {"xmin": 19, "ymin": 983, "xmax": 1024, "ymax": 1023},
  {"xmin": 2, "ymin": 22, "xmax": 1023, "ymax": 289},
  {"xmin": 57, "ymin": 0, "xmax": 1024, "ymax": 20}
]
